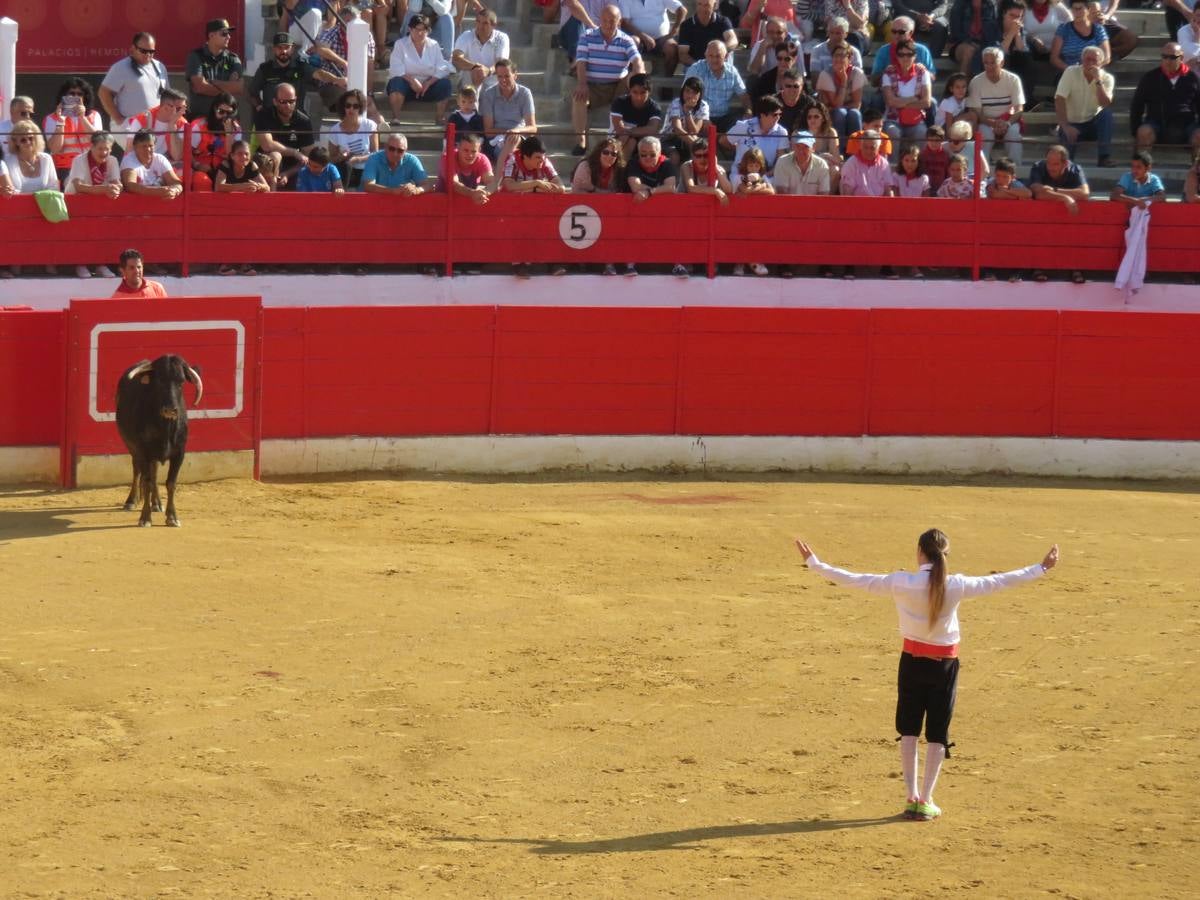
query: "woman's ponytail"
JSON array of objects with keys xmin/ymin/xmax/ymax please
[{"xmin": 918, "ymin": 528, "xmax": 950, "ymax": 627}]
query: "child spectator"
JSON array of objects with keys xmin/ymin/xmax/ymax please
[
  {"xmin": 502, "ymin": 135, "xmax": 566, "ymax": 278},
  {"xmin": 255, "ymin": 152, "xmax": 281, "ymax": 191},
  {"xmin": 984, "ymin": 157, "xmax": 1033, "ymax": 282},
  {"xmin": 891, "ymin": 144, "xmax": 930, "ymax": 197},
  {"xmin": 937, "ymin": 73, "xmax": 970, "ymax": 129},
  {"xmin": 733, "ymin": 147, "xmax": 775, "ymax": 277},
  {"xmin": 660, "ymin": 75, "xmax": 710, "ymax": 166},
  {"xmin": 447, "ymin": 85, "xmax": 486, "ymax": 141},
  {"xmin": 1110, "ymin": 150, "xmax": 1165, "ymax": 209},
  {"xmin": 937, "ymin": 153, "xmax": 975, "ymax": 197},
  {"xmin": 440, "ymin": 132, "xmax": 494, "ymax": 202},
  {"xmin": 846, "ymin": 109, "xmax": 893, "ymax": 158},
  {"xmin": 920, "ymin": 125, "xmax": 950, "ymax": 191},
  {"xmin": 215, "ymin": 140, "xmax": 270, "ymax": 276},
  {"xmin": 946, "ymin": 119, "xmax": 989, "ymax": 190},
  {"xmin": 1184, "ymin": 150, "xmax": 1200, "ymax": 203},
  {"xmin": 296, "ymin": 145, "xmax": 345, "ymax": 193}
]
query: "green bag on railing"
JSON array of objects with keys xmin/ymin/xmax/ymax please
[{"xmin": 34, "ymin": 190, "xmax": 70, "ymax": 224}]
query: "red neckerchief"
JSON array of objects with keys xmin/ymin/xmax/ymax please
[
  {"xmin": 1031, "ymin": 2, "xmax": 1049, "ymax": 22},
  {"xmin": 885, "ymin": 61, "xmax": 923, "ymax": 84},
  {"xmin": 1164, "ymin": 62, "xmax": 1190, "ymax": 79},
  {"xmin": 89, "ymin": 157, "xmax": 106, "ymax": 185},
  {"xmin": 641, "ymin": 154, "xmax": 666, "ymax": 174}
]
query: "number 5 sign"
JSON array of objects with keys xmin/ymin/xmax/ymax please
[{"xmin": 558, "ymin": 204, "xmax": 602, "ymax": 250}]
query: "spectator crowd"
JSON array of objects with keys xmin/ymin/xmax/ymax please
[{"xmin": 1, "ymin": 0, "xmax": 1198, "ymax": 280}]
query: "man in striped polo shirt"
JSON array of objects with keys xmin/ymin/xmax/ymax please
[{"xmin": 572, "ymin": 4, "xmax": 646, "ymax": 154}]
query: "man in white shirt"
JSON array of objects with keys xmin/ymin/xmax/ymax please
[
  {"xmin": 965, "ymin": 47, "xmax": 1026, "ymax": 165},
  {"xmin": 99, "ymin": 33, "xmax": 170, "ymax": 139},
  {"xmin": 772, "ymin": 130, "xmax": 830, "ymax": 195},
  {"xmin": 120, "ymin": 129, "xmax": 183, "ymax": 199},
  {"xmin": 619, "ymin": 0, "xmax": 686, "ymax": 73},
  {"xmin": 452, "ymin": 8, "xmax": 511, "ymax": 91}
]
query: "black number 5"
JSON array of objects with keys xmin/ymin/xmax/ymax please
[{"xmin": 569, "ymin": 211, "xmax": 588, "ymax": 242}]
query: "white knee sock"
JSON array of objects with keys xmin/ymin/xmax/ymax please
[
  {"xmin": 922, "ymin": 741, "xmax": 946, "ymax": 804},
  {"xmin": 900, "ymin": 735, "xmax": 919, "ymax": 801}
]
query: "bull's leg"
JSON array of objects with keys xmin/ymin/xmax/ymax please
[
  {"xmin": 123, "ymin": 458, "xmax": 139, "ymax": 511},
  {"xmin": 164, "ymin": 452, "xmax": 184, "ymax": 527},
  {"xmin": 138, "ymin": 464, "xmax": 154, "ymax": 527},
  {"xmin": 149, "ymin": 460, "xmax": 163, "ymax": 513}
]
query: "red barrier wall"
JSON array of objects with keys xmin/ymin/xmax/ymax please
[
  {"xmin": 4, "ymin": 306, "xmax": 1198, "ymax": 457},
  {"xmin": 0, "ymin": 309, "xmax": 65, "ymax": 445},
  {"xmin": 3, "ymin": 194, "xmax": 1199, "ymax": 275}
]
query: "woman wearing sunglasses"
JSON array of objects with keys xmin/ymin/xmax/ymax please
[
  {"xmin": 325, "ymin": 89, "xmax": 379, "ymax": 190},
  {"xmin": 571, "ymin": 137, "xmax": 626, "ymax": 276},
  {"xmin": 44, "ymin": 77, "xmax": 106, "ymax": 182},
  {"xmin": 190, "ymin": 92, "xmax": 242, "ymax": 191}
]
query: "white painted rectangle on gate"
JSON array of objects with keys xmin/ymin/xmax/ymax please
[{"xmin": 88, "ymin": 320, "xmax": 246, "ymax": 422}]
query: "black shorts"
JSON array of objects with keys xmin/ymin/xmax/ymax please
[{"xmin": 896, "ymin": 651, "xmax": 959, "ymax": 746}]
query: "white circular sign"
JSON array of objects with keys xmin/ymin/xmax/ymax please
[{"xmin": 558, "ymin": 204, "xmax": 602, "ymax": 250}]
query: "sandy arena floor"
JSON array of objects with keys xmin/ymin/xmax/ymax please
[{"xmin": 0, "ymin": 475, "xmax": 1197, "ymax": 898}]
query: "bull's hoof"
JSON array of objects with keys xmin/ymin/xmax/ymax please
[
  {"xmin": 138, "ymin": 519, "xmax": 153, "ymax": 527},
  {"xmin": 166, "ymin": 516, "xmax": 181, "ymax": 528},
  {"xmin": 123, "ymin": 502, "xmax": 136, "ymax": 511}
]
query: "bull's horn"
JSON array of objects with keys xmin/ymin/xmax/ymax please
[
  {"xmin": 185, "ymin": 366, "xmax": 204, "ymax": 406},
  {"xmin": 126, "ymin": 360, "xmax": 152, "ymax": 380}
]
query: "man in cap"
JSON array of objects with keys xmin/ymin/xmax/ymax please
[
  {"xmin": 186, "ymin": 19, "xmax": 245, "ymax": 120},
  {"xmin": 772, "ymin": 130, "xmax": 831, "ymax": 195},
  {"xmin": 249, "ymin": 32, "xmax": 345, "ymax": 113}
]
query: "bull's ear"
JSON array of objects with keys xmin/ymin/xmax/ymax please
[{"xmin": 139, "ymin": 375, "xmax": 150, "ymax": 384}]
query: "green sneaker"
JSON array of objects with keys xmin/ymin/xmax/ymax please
[
  {"xmin": 914, "ymin": 801, "xmax": 942, "ymax": 821},
  {"xmin": 903, "ymin": 801, "xmax": 920, "ymax": 819}
]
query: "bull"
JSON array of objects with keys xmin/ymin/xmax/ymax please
[{"xmin": 115, "ymin": 355, "xmax": 203, "ymax": 527}]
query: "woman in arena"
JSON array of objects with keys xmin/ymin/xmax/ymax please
[{"xmin": 794, "ymin": 530, "xmax": 1059, "ymax": 822}]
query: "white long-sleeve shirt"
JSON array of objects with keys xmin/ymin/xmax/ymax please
[
  {"xmin": 804, "ymin": 556, "xmax": 1045, "ymax": 646},
  {"xmin": 388, "ymin": 36, "xmax": 453, "ymax": 82}
]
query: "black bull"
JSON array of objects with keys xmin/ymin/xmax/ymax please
[{"xmin": 114, "ymin": 355, "xmax": 203, "ymax": 527}]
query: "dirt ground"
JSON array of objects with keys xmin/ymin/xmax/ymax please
[{"xmin": 1, "ymin": 474, "xmax": 1197, "ymax": 898}]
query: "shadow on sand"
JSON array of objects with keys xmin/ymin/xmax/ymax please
[
  {"xmin": 438, "ymin": 815, "xmax": 907, "ymax": 855},
  {"xmin": 0, "ymin": 504, "xmax": 138, "ymax": 541}
]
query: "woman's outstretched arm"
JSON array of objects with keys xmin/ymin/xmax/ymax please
[{"xmin": 795, "ymin": 538, "xmax": 898, "ymax": 596}]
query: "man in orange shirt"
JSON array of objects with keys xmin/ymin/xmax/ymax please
[{"xmin": 112, "ymin": 249, "xmax": 168, "ymax": 298}]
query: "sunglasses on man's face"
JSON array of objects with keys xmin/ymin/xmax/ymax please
[
  {"xmin": 136, "ymin": 46, "xmax": 156, "ymax": 54},
  {"xmin": 1163, "ymin": 53, "xmax": 1183, "ymax": 59},
  {"xmin": 386, "ymin": 146, "xmax": 406, "ymax": 154},
  {"xmin": 278, "ymin": 98, "xmax": 297, "ymax": 104},
  {"xmin": 344, "ymin": 102, "xmax": 362, "ymax": 109}
]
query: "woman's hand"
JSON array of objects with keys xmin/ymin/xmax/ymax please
[
  {"xmin": 103, "ymin": 182, "xmax": 122, "ymax": 199},
  {"xmin": 795, "ymin": 539, "xmax": 814, "ymax": 561},
  {"xmin": 1041, "ymin": 544, "xmax": 1060, "ymax": 570}
]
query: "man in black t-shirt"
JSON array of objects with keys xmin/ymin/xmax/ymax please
[
  {"xmin": 609, "ymin": 73, "xmax": 664, "ymax": 160},
  {"xmin": 254, "ymin": 82, "xmax": 316, "ymax": 189},
  {"xmin": 670, "ymin": 0, "xmax": 738, "ymax": 71},
  {"xmin": 627, "ymin": 135, "xmax": 678, "ymax": 194}
]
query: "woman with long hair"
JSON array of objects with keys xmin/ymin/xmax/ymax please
[
  {"xmin": 570, "ymin": 137, "xmax": 625, "ymax": 275},
  {"xmin": 44, "ymin": 77, "xmax": 105, "ymax": 181},
  {"xmin": 795, "ymin": 530, "xmax": 1059, "ymax": 822},
  {"xmin": 190, "ymin": 92, "xmax": 242, "ymax": 191}
]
